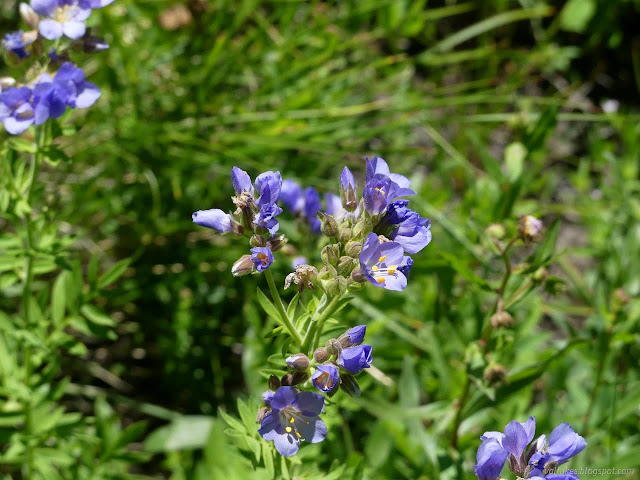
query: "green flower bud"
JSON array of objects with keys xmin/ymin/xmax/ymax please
[
  {"xmin": 313, "ymin": 347, "xmax": 330, "ymax": 363},
  {"xmin": 340, "ymin": 374, "xmax": 361, "ymax": 397},
  {"xmin": 325, "ymin": 338, "xmax": 342, "ymax": 356},
  {"xmin": 344, "ymin": 240, "xmax": 362, "ymax": 258},
  {"xmin": 352, "ymin": 217, "xmax": 373, "ymax": 239},
  {"xmin": 324, "ymin": 275, "xmax": 347, "ymax": 296},
  {"xmin": 483, "ymin": 363, "xmax": 507, "ymax": 386},
  {"xmin": 350, "ymin": 266, "xmax": 366, "ymax": 283},
  {"xmin": 250, "ymin": 234, "xmax": 266, "ymax": 248},
  {"xmin": 532, "ymin": 266, "xmax": 548, "ymax": 284},
  {"xmin": 485, "ymin": 223, "xmax": 506, "ymax": 239},
  {"xmin": 490, "ymin": 310, "xmax": 515, "ymax": 329},
  {"xmin": 317, "ymin": 212, "xmax": 339, "ymax": 237},
  {"xmin": 321, "ymin": 244, "xmax": 340, "ymax": 267},
  {"xmin": 337, "ymin": 227, "xmax": 352, "ymax": 244},
  {"xmin": 337, "ymin": 256, "xmax": 357, "ymax": 277}
]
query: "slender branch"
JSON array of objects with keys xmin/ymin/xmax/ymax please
[
  {"xmin": 263, "ymin": 268, "xmax": 303, "ymax": 346},
  {"xmin": 310, "ymin": 294, "xmax": 342, "ymax": 352}
]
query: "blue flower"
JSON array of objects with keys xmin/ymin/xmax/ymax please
[
  {"xmin": 363, "ymin": 157, "xmax": 415, "ymax": 216},
  {"xmin": 359, "ymin": 233, "xmax": 411, "ymax": 291},
  {"xmin": 254, "ymin": 203, "xmax": 283, "ymax": 236},
  {"xmin": 258, "ymin": 386, "xmax": 327, "ymax": 457},
  {"xmin": 280, "ymin": 179, "xmax": 304, "ymax": 213},
  {"xmin": 337, "ymin": 344, "xmax": 372, "ymax": 374},
  {"xmin": 32, "ymin": 0, "xmax": 92, "ymax": 40},
  {"xmin": 474, "ymin": 437, "xmax": 508, "ymax": 480},
  {"xmin": 312, "ymin": 364, "xmax": 339, "ymax": 393},
  {"xmin": 231, "ymin": 166, "xmax": 255, "ymax": 197},
  {"xmin": 398, "ymin": 257, "xmax": 413, "ymax": 278},
  {"xmin": 340, "ymin": 166, "xmax": 358, "ymax": 211},
  {"xmin": 304, "ymin": 187, "xmax": 322, "ymax": 234},
  {"xmin": 254, "ymin": 171, "xmax": 282, "ymax": 207},
  {"xmin": 0, "ymin": 87, "xmax": 35, "ymax": 135},
  {"xmin": 529, "ymin": 471, "xmax": 579, "ymax": 480},
  {"xmin": 3, "ymin": 31, "xmax": 33, "ymax": 59},
  {"xmin": 192, "ymin": 209, "xmax": 233, "ymax": 233},
  {"xmin": 262, "ymin": 390, "xmax": 275, "ymax": 407},
  {"xmin": 529, "ymin": 423, "xmax": 586, "ymax": 470},
  {"xmin": 380, "ymin": 200, "xmax": 432, "ymax": 255},
  {"xmin": 476, "ymin": 417, "xmax": 536, "ymax": 477},
  {"xmin": 342, "ymin": 325, "xmax": 366, "ymax": 346},
  {"xmin": 251, "ymin": 247, "xmax": 274, "ymax": 272}
]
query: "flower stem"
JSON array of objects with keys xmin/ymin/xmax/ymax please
[
  {"xmin": 263, "ymin": 268, "xmax": 303, "ymax": 346},
  {"xmin": 301, "ymin": 294, "xmax": 342, "ymax": 354}
]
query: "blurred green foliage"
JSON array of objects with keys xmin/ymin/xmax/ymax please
[{"xmin": 1, "ymin": 0, "xmax": 640, "ymax": 478}]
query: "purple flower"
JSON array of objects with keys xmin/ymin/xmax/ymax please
[
  {"xmin": 343, "ymin": 325, "xmax": 366, "ymax": 345},
  {"xmin": 32, "ymin": 75, "xmax": 68, "ymax": 125},
  {"xmin": 474, "ymin": 437, "xmax": 508, "ymax": 480},
  {"xmin": 398, "ymin": 257, "xmax": 413, "ymax": 278},
  {"xmin": 363, "ymin": 157, "xmax": 415, "ymax": 216},
  {"xmin": 50, "ymin": 62, "xmax": 101, "ymax": 109},
  {"xmin": 280, "ymin": 179, "xmax": 304, "ymax": 213},
  {"xmin": 3, "ymin": 31, "xmax": 33, "ymax": 59},
  {"xmin": 365, "ymin": 156, "xmax": 412, "ymax": 190},
  {"xmin": 253, "ymin": 203, "xmax": 283, "ymax": 236},
  {"xmin": 254, "ymin": 171, "xmax": 282, "ymax": 207},
  {"xmin": 340, "ymin": 166, "xmax": 358, "ymax": 211},
  {"xmin": 250, "ymin": 247, "xmax": 274, "ymax": 272},
  {"xmin": 337, "ymin": 344, "xmax": 372, "ymax": 374},
  {"xmin": 258, "ymin": 387, "xmax": 327, "ymax": 457},
  {"xmin": 32, "ymin": 0, "xmax": 92, "ymax": 40},
  {"xmin": 324, "ymin": 192, "xmax": 344, "ymax": 217},
  {"xmin": 231, "ymin": 166, "xmax": 254, "ymax": 197},
  {"xmin": 192, "ymin": 209, "xmax": 233, "ymax": 233},
  {"xmin": 359, "ymin": 233, "xmax": 411, "ymax": 291},
  {"xmin": 476, "ymin": 417, "xmax": 536, "ymax": 476},
  {"xmin": 0, "ymin": 87, "xmax": 35, "ymax": 135},
  {"xmin": 529, "ymin": 471, "xmax": 579, "ymax": 480},
  {"xmin": 530, "ymin": 423, "xmax": 586, "ymax": 469},
  {"xmin": 388, "ymin": 211, "xmax": 431, "ymax": 255},
  {"xmin": 262, "ymin": 391, "xmax": 275, "ymax": 407},
  {"xmin": 312, "ymin": 364, "xmax": 339, "ymax": 393},
  {"xmin": 304, "ymin": 187, "xmax": 322, "ymax": 234}
]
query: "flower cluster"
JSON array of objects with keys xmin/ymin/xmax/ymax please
[
  {"xmin": 475, "ymin": 417, "xmax": 586, "ymax": 480},
  {"xmin": 192, "ymin": 157, "xmax": 429, "ymax": 458},
  {"xmin": 1, "ymin": 2, "xmax": 113, "ymax": 135}
]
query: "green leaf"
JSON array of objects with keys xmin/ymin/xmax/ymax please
[
  {"xmin": 145, "ymin": 416, "xmax": 214, "ymax": 452},
  {"xmin": 51, "ymin": 271, "xmax": 68, "ymax": 328},
  {"xmin": 256, "ymin": 287, "xmax": 282, "ymax": 323},
  {"xmin": 97, "ymin": 258, "xmax": 131, "ymax": 290},
  {"xmin": 116, "ymin": 421, "xmax": 147, "ymax": 449},
  {"xmin": 262, "ymin": 442, "xmax": 275, "ymax": 478},
  {"xmin": 80, "ymin": 304, "xmax": 116, "ymax": 327},
  {"xmin": 287, "ymin": 291, "xmax": 300, "ymax": 319},
  {"xmin": 218, "ymin": 408, "xmax": 246, "ymax": 433}
]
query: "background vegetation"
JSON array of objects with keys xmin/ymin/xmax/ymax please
[{"xmin": 1, "ymin": 0, "xmax": 639, "ymax": 478}]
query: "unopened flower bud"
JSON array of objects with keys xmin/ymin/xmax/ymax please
[
  {"xmin": 350, "ymin": 266, "xmax": 366, "ymax": 283},
  {"xmin": 490, "ymin": 310, "xmax": 515, "ymax": 329},
  {"xmin": 285, "ymin": 353, "xmax": 310, "ymax": 371},
  {"xmin": 280, "ymin": 372, "xmax": 294, "ymax": 386},
  {"xmin": 339, "ymin": 325, "xmax": 366, "ymax": 347},
  {"xmin": 313, "ymin": 347, "xmax": 330, "ymax": 363},
  {"xmin": 340, "ymin": 374, "xmax": 361, "ymax": 397},
  {"xmin": 518, "ymin": 215, "xmax": 543, "ymax": 243},
  {"xmin": 231, "ymin": 255, "xmax": 254, "ymax": 277},
  {"xmin": 344, "ymin": 240, "xmax": 362, "ymax": 258},
  {"xmin": 81, "ymin": 36, "xmax": 110, "ymax": 53},
  {"xmin": 318, "ymin": 264, "xmax": 337, "ymax": 281},
  {"xmin": 318, "ymin": 212, "xmax": 339, "ymax": 237},
  {"xmin": 268, "ymin": 374, "xmax": 280, "ymax": 390},
  {"xmin": 337, "ymin": 227, "xmax": 352, "ymax": 244},
  {"xmin": 486, "ymin": 223, "xmax": 506, "ymax": 239},
  {"xmin": 291, "ymin": 371, "xmax": 309, "ymax": 385},
  {"xmin": 337, "ymin": 256, "xmax": 357, "ymax": 277},
  {"xmin": 483, "ymin": 363, "xmax": 507, "ymax": 386},
  {"xmin": 256, "ymin": 406, "xmax": 269, "ymax": 423},
  {"xmin": 321, "ymin": 244, "xmax": 340, "ymax": 267},
  {"xmin": 324, "ymin": 275, "xmax": 347, "ymax": 296},
  {"xmin": 340, "ymin": 166, "xmax": 358, "ymax": 212},
  {"xmin": 266, "ymin": 234, "xmax": 287, "ymax": 252},
  {"xmin": 325, "ymin": 338, "xmax": 342, "ymax": 356},
  {"xmin": 352, "ymin": 218, "xmax": 373, "ymax": 239},
  {"xmin": 20, "ymin": 3, "xmax": 39, "ymax": 28},
  {"xmin": 250, "ymin": 234, "xmax": 266, "ymax": 247}
]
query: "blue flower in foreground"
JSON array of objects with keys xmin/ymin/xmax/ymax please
[
  {"xmin": 231, "ymin": 166, "xmax": 255, "ymax": 197},
  {"xmin": 476, "ymin": 416, "xmax": 536, "ymax": 477},
  {"xmin": 280, "ymin": 179, "xmax": 304, "ymax": 213},
  {"xmin": 0, "ymin": 87, "xmax": 35, "ymax": 134},
  {"xmin": 254, "ymin": 203, "xmax": 283, "ymax": 236},
  {"xmin": 474, "ymin": 437, "xmax": 508, "ymax": 480},
  {"xmin": 363, "ymin": 157, "xmax": 415, "ymax": 216},
  {"xmin": 365, "ymin": 156, "xmax": 412, "ymax": 190},
  {"xmin": 3, "ymin": 31, "xmax": 33, "ymax": 59},
  {"xmin": 250, "ymin": 247, "xmax": 274, "ymax": 272},
  {"xmin": 337, "ymin": 344, "xmax": 372, "ymax": 374},
  {"xmin": 32, "ymin": 0, "xmax": 92, "ymax": 40},
  {"xmin": 382, "ymin": 200, "xmax": 432, "ymax": 255},
  {"xmin": 529, "ymin": 423, "xmax": 586, "ymax": 470},
  {"xmin": 312, "ymin": 364, "xmax": 339, "ymax": 393},
  {"xmin": 254, "ymin": 171, "xmax": 282, "ymax": 207},
  {"xmin": 258, "ymin": 386, "xmax": 327, "ymax": 457},
  {"xmin": 359, "ymin": 233, "xmax": 411, "ymax": 291},
  {"xmin": 192, "ymin": 209, "xmax": 233, "ymax": 233},
  {"xmin": 49, "ymin": 62, "xmax": 101, "ymax": 109},
  {"xmin": 304, "ymin": 187, "xmax": 322, "ymax": 234},
  {"xmin": 261, "ymin": 390, "xmax": 275, "ymax": 407}
]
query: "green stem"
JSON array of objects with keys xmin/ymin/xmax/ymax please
[
  {"xmin": 301, "ymin": 294, "xmax": 342, "ymax": 354},
  {"xmin": 310, "ymin": 295, "xmax": 342, "ymax": 352},
  {"xmin": 263, "ymin": 269, "xmax": 303, "ymax": 346}
]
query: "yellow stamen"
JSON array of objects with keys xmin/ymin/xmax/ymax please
[
  {"xmin": 296, "ymin": 431, "xmax": 302, "ymax": 438},
  {"xmin": 376, "ymin": 277, "xmax": 385, "ymax": 284},
  {"xmin": 289, "ymin": 417, "xmax": 295, "ymax": 423},
  {"xmin": 285, "ymin": 427, "xmax": 292, "ymax": 432},
  {"xmin": 379, "ymin": 255, "xmax": 386, "ymax": 262},
  {"xmin": 371, "ymin": 265, "xmax": 379, "ymax": 272},
  {"xmin": 387, "ymin": 265, "xmax": 397, "ymax": 275}
]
